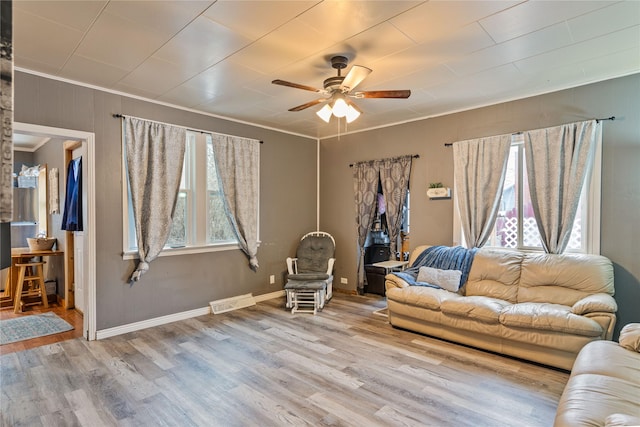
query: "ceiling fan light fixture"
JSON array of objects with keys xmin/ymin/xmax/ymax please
[
  {"xmin": 345, "ymin": 104, "xmax": 361, "ymax": 123},
  {"xmin": 316, "ymin": 104, "xmax": 332, "ymax": 123},
  {"xmin": 332, "ymin": 97, "xmax": 348, "ymax": 118}
]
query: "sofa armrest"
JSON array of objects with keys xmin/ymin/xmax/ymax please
[
  {"xmin": 571, "ymin": 293, "xmax": 618, "ymax": 315},
  {"xmin": 385, "ymin": 273, "xmax": 410, "ymax": 290}
]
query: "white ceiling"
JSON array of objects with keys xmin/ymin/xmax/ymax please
[{"xmin": 13, "ymin": 0, "xmax": 640, "ymax": 139}]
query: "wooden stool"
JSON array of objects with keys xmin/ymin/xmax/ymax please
[{"xmin": 13, "ymin": 262, "xmax": 48, "ymax": 314}]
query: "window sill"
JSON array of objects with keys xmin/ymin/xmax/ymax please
[{"xmin": 122, "ymin": 242, "xmax": 242, "ymax": 260}]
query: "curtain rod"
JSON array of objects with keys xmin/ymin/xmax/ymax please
[
  {"xmin": 112, "ymin": 114, "xmax": 264, "ymax": 143},
  {"xmin": 443, "ymin": 116, "xmax": 615, "ymax": 147},
  {"xmin": 349, "ymin": 154, "xmax": 419, "ymax": 167}
]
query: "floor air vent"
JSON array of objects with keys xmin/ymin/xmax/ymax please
[{"xmin": 209, "ymin": 293, "xmax": 256, "ymax": 314}]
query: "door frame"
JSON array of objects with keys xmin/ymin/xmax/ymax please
[{"xmin": 13, "ymin": 122, "xmax": 96, "ymax": 340}]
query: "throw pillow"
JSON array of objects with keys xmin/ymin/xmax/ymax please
[
  {"xmin": 619, "ymin": 323, "xmax": 640, "ymax": 353},
  {"xmin": 417, "ymin": 266, "xmax": 462, "ymax": 292}
]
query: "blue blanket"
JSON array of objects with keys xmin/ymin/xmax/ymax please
[{"xmin": 394, "ymin": 245, "xmax": 477, "ymax": 290}]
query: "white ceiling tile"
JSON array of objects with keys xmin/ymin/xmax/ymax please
[
  {"xmin": 479, "ymin": 1, "xmax": 613, "ymax": 44},
  {"xmin": 231, "ymin": 19, "xmax": 333, "ymax": 73},
  {"xmin": 514, "ymin": 25, "xmax": 640, "ymax": 75},
  {"xmin": 203, "ymin": 1, "xmax": 317, "ymax": 40},
  {"xmin": 446, "ymin": 22, "xmax": 573, "ymax": 76},
  {"xmin": 119, "ymin": 57, "xmax": 192, "ymax": 95},
  {"xmin": 157, "ymin": 84, "xmax": 218, "ymax": 108},
  {"xmin": 13, "ymin": 0, "xmax": 107, "ymax": 32},
  {"xmin": 154, "ymin": 16, "xmax": 252, "ymax": 75},
  {"xmin": 580, "ymin": 47, "xmax": 640, "ymax": 80},
  {"xmin": 298, "ymin": 1, "xmax": 420, "ymax": 43},
  {"xmin": 13, "ymin": 8, "xmax": 84, "ymax": 69},
  {"xmin": 341, "ymin": 22, "xmax": 416, "ymax": 64},
  {"xmin": 104, "ymin": 1, "xmax": 213, "ymax": 37},
  {"xmin": 377, "ymin": 23, "xmax": 496, "ymax": 81},
  {"xmin": 568, "ymin": 1, "xmax": 640, "ymax": 43},
  {"xmin": 60, "ymin": 54, "xmax": 130, "ymax": 87},
  {"xmin": 391, "ymin": 1, "xmax": 519, "ymax": 44},
  {"xmin": 183, "ymin": 61, "xmax": 266, "ymax": 100},
  {"xmin": 75, "ymin": 11, "xmax": 172, "ymax": 71}
]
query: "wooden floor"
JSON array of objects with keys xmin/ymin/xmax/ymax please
[
  {"xmin": 0, "ymin": 299, "xmax": 84, "ymax": 355},
  {"xmin": 0, "ymin": 294, "xmax": 569, "ymax": 426}
]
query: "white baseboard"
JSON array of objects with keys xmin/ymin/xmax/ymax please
[{"xmin": 95, "ymin": 289, "xmax": 286, "ymax": 340}]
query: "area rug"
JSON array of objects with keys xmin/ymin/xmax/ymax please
[{"xmin": 0, "ymin": 312, "xmax": 74, "ymax": 345}]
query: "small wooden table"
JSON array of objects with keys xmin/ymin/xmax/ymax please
[
  {"xmin": 371, "ymin": 260, "xmax": 409, "ymax": 274},
  {"xmin": 1, "ymin": 248, "xmax": 64, "ymax": 309}
]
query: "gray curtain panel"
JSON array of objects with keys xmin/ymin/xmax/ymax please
[
  {"xmin": 124, "ymin": 117, "xmax": 186, "ymax": 282},
  {"xmin": 352, "ymin": 160, "xmax": 380, "ymax": 292},
  {"xmin": 453, "ymin": 135, "xmax": 511, "ymax": 248},
  {"xmin": 524, "ymin": 120, "xmax": 598, "ymax": 254},
  {"xmin": 379, "ymin": 155, "xmax": 413, "ymax": 259},
  {"xmin": 211, "ymin": 134, "xmax": 260, "ymax": 271}
]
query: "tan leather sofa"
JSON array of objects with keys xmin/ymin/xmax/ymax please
[
  {"xmin": 385, "ymin": 245, "xmax": 616, "ymax": 370},
  {"xmin": 554, "ymin": 323, "xmax": 640, "ymax": 426}
]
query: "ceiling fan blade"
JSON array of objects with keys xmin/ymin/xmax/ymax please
[
  {"xmin": 288, "ymin": 98, "xmax": 328, "ymax": 112},
  {"xmin": 353, "ymin": 90, "xmax": 411, "ymax": 99},
  {"xmin": 272, "ymin": 79, "xmax": 323, "ymax": 93},
  {"xmin": 341, "ymin": 65, "xmax": 372, "ymax": 92}
]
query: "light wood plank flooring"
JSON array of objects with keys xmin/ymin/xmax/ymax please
[{"xmin": 0, "ymin": 294, "xmax": 569, "ymax": 426}]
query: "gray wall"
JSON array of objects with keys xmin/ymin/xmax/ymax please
[
  {"xmin": 14, "ymin": 71, "xmax": 318, "ymax": 330},
  {"xmin": 320, "ymin": 74, "xmax": 640, "ymax": 337},
  {"xmin": 33, "ymin": 138, "xmax": 66, "ymax": 297}
]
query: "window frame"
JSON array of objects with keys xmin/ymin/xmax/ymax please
[
  {"xmin": 122, "ymin": 130, "xmax": 254, "ymax": 259},
  {"xmin": 453, "ymin": 131, "xmax": 601, "ymax": 254}
]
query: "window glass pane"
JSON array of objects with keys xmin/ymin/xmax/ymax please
[
  {"xmin": 206, "ymin": 137, "xmax": 237, "ymax": 243},
  {"xmin": 208, "ymin": 192, "xmax": 236, "ymax": 242},
  {"xmin": 490, "ymin": 145, "xmax": 519, "ymax": 248},
  {"xmin": 167, "ymin": 191, "xmax": 187, "ymax": 247},
  {"xmin": 566, "ymin": 197, "xmax": 583, "ymax": 251}
]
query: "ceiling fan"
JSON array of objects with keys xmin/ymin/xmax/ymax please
[{"xmin": 272, "ymin": 55, "xmax": 411, "ymax": 123}]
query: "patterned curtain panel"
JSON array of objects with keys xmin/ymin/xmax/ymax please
[
  {"xmin": 352, "ymin": 160, "xmax": 380, "ymax": 292},
  {"xmin": 124, "ymin": 117, "xmax": 186, "ymax": 282},
  {"xmin": 453, "ymin": 135, "xmax": 511, "ymax": 248},
  {"xmin": 524, "ymin": 120, "xmax": 598, "ymax": 254},
  {"xmin": 379, "ymin": 155, "xmax": 412, "ymax": 259},
  {"xmin": 211, "ymin": 134, "xmax": 260, "ymax": 271},
  {"xmin": 0, "ymin": 0, "xmax": 13, "ymax": 224}
]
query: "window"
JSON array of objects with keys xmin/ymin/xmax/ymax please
[
  {"xmin": 454, "ymin": 133, "xmax": 601, "ymax": 254},
  {"xmin": 124, "ymin": 131, "xmax": 238, "ymax": 255}
]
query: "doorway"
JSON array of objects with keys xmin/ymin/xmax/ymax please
[{"xmin": 12, "ymin": 122, "xmax": 96, "ymax": 340}]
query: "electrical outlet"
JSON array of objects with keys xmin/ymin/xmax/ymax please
[
  {"xmin": 340, "ymin": 277, "xmax": 348, "ymax": 284},
  {"xmin": 269, "ymin": 275, "xmax": 275, "ymax": 284}
]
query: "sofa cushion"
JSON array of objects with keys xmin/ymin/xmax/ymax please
[
  {"xmin": 385, "ymin": 286, "xmax": 461, "ymax": 310},
  {"xmin": 570, "ymin": 341, "xmax": 640, "ymax": 382},
  {"xmin": 571, "ymin": 293, "xmax": 618, "ymax": 315},
  {"xmin": 465, "ymin": 249, "xmax": 523, "ymax": 303},
  {"xmin": 440, "ymin": 296, "xmax": 511, "ymax": 324},
  {"xmin": 417, "ymin": 266, "xmax": 462, "ymax": 292},
  {"xmin": 518, "ymin": 253, "xmax": 614, "ymax": 306},
  {"xmin": 499, "ymin": 303, "xmax": 603, "ymax": 337},
  {"xmin": 554, "ymin": 374, "xmax": 640, "ymax": 427},
  {"xmin": 619, "ymin": 323, "xmax": 640, "ymax": 353},
  {"xmin": 604, "ymin": 413, "xmax": 640, "ymax": 427}
]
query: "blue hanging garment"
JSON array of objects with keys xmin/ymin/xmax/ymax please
[{"xmin": 61, "ymin": 157, "xmax": 83, "ymax": 231}]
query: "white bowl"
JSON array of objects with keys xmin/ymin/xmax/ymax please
[{"xmin": 27, "ymin": 237, "xmax": 57, "ymax": 251}]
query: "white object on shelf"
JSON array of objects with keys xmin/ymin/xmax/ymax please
[{"xmin": 427, "ymin": 187, "xmax": 451, "ymax": 199}]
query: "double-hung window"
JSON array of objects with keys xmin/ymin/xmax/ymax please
[
  {"xmin": 454, "ymin": 133, "xmax": 601, "ymax": 254},
  {"xmin": 124, "ymin": 131, "xmax": 238, "ymax": 256}
]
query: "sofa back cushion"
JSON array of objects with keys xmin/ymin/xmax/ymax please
[
  {"xmin": 518, "ymin": 253, "xmax": 614, "ymax": 306},
  {"xmin": 466, "ymin": 249, "xmax": 524, "ymax": 303}
]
